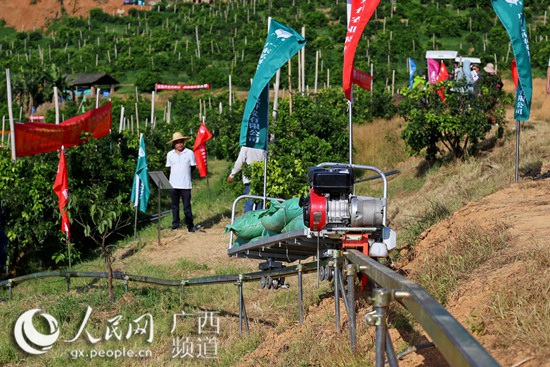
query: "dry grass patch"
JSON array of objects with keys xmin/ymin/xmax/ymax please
[
  {"xmin": 488, "ymin": 243, "xmax": 550, "ymax": 356},
  {"xmin": 353, "ymin": 118, "xmax": 408, "ymax": 170},
  {"xmin": 410, "ymin": 224, "xmax": 510, "ymax": 304}
]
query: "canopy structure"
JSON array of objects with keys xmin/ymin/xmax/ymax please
[
  {"xmin": 425, "ymin": 50, "xmax": 458, "ymax": 60},
  {"xmin": 66, "ymin": 73, "xmax": 119, "ymax": 97},
  {"xmin": 455, "ymin": 56, "xmax": 482, "ymax": 65}
]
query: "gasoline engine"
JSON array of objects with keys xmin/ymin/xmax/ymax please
[{"xmin": 301, "ymin": 165, "xmax": 396, "ymax": 257}]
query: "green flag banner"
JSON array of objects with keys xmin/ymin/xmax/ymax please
[
  {"xmin": 492, "ymin": 0, "xmax": 532, "ymax": 121},
  {"xmin": 239, "ymin": 19, "xmax": 306, "ymax": 150},
  {"xmin": 131, "ymin": 134, "xmax": 150, "ymax": 212}
]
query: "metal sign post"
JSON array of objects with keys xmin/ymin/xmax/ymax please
[{"xmin": 148, "ymin": 171, "xmax": 172, "ymax": 246}]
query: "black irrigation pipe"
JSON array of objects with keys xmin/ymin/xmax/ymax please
[
  {"xmin": 0, "ymin": 259, "xmax": 329, "ymax": 292},
  {"xmin": 138, "ymin": 210, "xmax": 171, "ymax": 223},
  {"xmin": 355, "ymin": 169, "xmax": 400, "ymax": 184}
]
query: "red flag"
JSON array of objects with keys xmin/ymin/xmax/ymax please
[
  {"xmin": 437, "ymin": 61, "xmax": 449, "ymax": 83},
  {"xmin": 436, "ymin": 61, "xmax": 449, "ymax": 102},
  {"xmin": 53, "ymin": 148, "xmax": 70, "ymax": 239},
  {"xmin": 15, "ymin": 102, "xmax": 112, "ymax": 158},
  {"xmin": 352, "ymin": 68, "xmax": 372, "ymax": 91},
  {"xmin": 193, "ymin": 121, "xmax": 213, "ymax": 178},
  {"xmin": 343, "ymin": 0, "xmax": 380, "ymax": 100},
  {"xmin": 510, "ymin": 59, "xmax": 519, "ymax": 88}
]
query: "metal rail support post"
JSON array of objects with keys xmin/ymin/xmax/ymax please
[
  {"xmin": 297, "ymin": 264, "xmax": 303, "ymax": 324},
  {"xmin": 123, "ymin": 275, "xmax": 129, "ymax": 293},
  {"xmin": 180, "ymin": 280, "xmax": 186, "ymax": 302},
  {"xmin": 237, "ymin": 274, "xmax": 250, "ymax": 337},
  {"xmin": 8, "ymin": 279, "xmax": 12, "ymax": 298},
  {"xmin": 365, "ymin": 288, "xmax": 398, "ymax": 367},
  {"xmin": 345, "ymin": 264, "xmax": 357, "ymax": 353},
  {"xmin": 332, "ymin": 250, "xmax": 343, "ymax": 334},
  {"xmin": 66, "ymin": 272, "xmax": 71, "ymax": 292}
]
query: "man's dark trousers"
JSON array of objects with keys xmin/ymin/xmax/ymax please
[{"xmin": 171, "ymin": 188, "xmax": 194, "ymax": 230}]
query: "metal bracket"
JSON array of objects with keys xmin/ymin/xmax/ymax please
[
  {"xmin": 368, "ymin": 288, "xmax": 410, "ymax": 307},
  {"xmin": 364, "ymin": 310, "xmax": 383, "ymax": 326}
]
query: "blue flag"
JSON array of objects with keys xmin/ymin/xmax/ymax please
[
  {"xmin": 239, "ymin": 19, "xmax": 306, "ymax": 150},
  {"xmin": 492, "ymin": 0, "xmax": 532, "ymax": 121},
  {"xmin": 408, "ymin": 57, "xmax": 417, "ymax": 90},
  {"xmin": 131, "ymin": 134, "xmax": 150, "ymax": 213}
]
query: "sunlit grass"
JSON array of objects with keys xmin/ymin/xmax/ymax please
[
  {"xmin": 488, "ymin": 242, "xmax": 550, "ymax": 356},
  {"xmin": 410, "ymin": 224, "xmax": 510, "ymax": 305}
]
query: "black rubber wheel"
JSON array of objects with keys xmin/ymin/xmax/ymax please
[
  {"xmin": 266, "ymin": 275, "xmax": 272, "ymax": 289},
  {"xmin": 326, "ymin": 265, "xmax": 333, "ymax": 281},
  {"xmin": 319, "ymin": 266, "xmax": 325, "ymax": 281},
  {"xmin": 260, "ymin": 275, "xmax": 266, "ymax": 289}
]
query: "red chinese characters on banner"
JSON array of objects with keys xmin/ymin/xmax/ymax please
[
  {"xmin": 155, "ymin": 84, "xmax": 211, "ymax": 91},
  {"xmin": 193, "ymin": 121, "xmax": 213, "ymax": 178},
  {"xmin": 343, "ymin": 0, "xmax": 381, "ymax": 100},
  {"xmin": 14, "ymin": 102, "xmax": 112, "ymax": 157},
  {"xmin": 352, "ymin": 68, "xmax": 372, "ymax": 91}
]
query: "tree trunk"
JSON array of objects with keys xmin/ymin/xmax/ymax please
[{"xmin": 104, "ymin": 246, "xmax": 114, "ymax": 303}]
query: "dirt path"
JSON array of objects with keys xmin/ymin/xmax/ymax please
[{"xmin": 117, "ymin": 217, "xmax": 258, "ymax": 274}]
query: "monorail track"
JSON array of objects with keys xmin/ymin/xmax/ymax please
[{"xmin": 1, "ymin": 247, "xmax": 500, "ymax": 367}]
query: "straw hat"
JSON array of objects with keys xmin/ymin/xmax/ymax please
[
  {"xmin": 484, "ymin": 63, "xmax": 496, "ymax": 74},
  {"xmin": 167, "ymin": 132, "xmax": 191, "ymax": 144}
]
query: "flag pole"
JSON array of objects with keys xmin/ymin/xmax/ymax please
[
  {"xmin": 66, "ymin": 231, "xmax": 71, "ymax": 271},
  {"xmin": 6, "ymin": 69, "xmax": 16, "ymax": 162},
  {"xmin": 348, "ymin": 90, "xmax": 353, "ymax": 166},
  {"xmin": 134, "ymin": 176, "xmax": 139, "ymax": 239},
  {"xmin": 66, "ymin": 231, "xmax": 71, "ymax": 291},
  {"xmin": 262, "ymin": 17, "xmax": 272, "ymax": 209},
  {"xmin": 515, "ymin": 119, "xmax": 520, "ymax": 182},
  {"xmin": 346, "ymin": 1, "xmax": 353, "ymax": 166}
]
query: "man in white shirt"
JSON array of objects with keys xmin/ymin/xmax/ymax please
[
  {"xmin": 227, "ymin": 146, "xmax": 265, "ymax": 213},
  {"xmin": 166, "ymin": 132, "xmax": 196, "ymax": 232}
]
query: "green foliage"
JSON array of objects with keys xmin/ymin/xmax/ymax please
[
  {"xmin": 135, "ymin": 71, "xmax": 160, "ymax": 93},
  {"xmin": 399, "ymin": 78, "xmax": 505, "ymax": 161},
  {"xmin": 248, "ymin": 89, "xmax": 349, "ymax": 199}
]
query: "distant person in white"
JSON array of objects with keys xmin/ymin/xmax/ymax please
[
  {"xmin": 227, "ymin": 147, "xmax": 265, "ymax": 213},
  {"xmin": 471, "ymin": 64, "xmax": 481, "ymax": 83},
  {"xmin": 166, "ymin": 132, "xmax": 196, "ymax": 232}
]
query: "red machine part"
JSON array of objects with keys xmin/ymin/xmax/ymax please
[
  {"xmin": 342, "ymin": 233, "xmax": 370, "ymax": 290},
  {"xmin": 342, "ymin": 233, "xmax": 370, "ymax": 256},
  {"xmin": 308, "ymin": 189, "xmax": 327, "ymax": 231}
]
